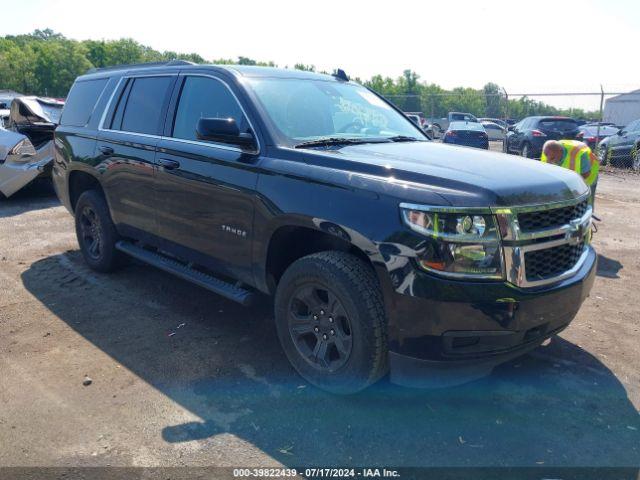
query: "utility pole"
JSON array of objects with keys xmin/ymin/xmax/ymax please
[{"xmin": 596, "ymin": 85, "xmax": 604, "ymax": 153}]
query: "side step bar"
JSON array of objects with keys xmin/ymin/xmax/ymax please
[{"xmin": 115, "ymin": 241, "xmax": 255, "ymax": 306}]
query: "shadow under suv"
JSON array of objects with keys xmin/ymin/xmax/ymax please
[
  {"xmin": 505, "ymin": 116, "xmax": 581, "ymax": 159},
  {"xmin": 52, "ymin": 62, "xmax": 596, "ymax": 393}
]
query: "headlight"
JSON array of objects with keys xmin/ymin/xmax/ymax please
[
  {"xmin": 400, "ymin": 206, "xmax": 503, "ymax": 279},
  {"xmin": 7, "ymin": 138, "xmax": 37, "ymax": 163}
]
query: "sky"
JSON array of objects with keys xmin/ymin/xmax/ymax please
[{"xmin": 3, "ymin": 0, "xmax": 639, "ymax": 110}]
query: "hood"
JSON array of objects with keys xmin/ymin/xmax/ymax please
[{"xmin": 299, "ymin": 141, "xmax": 588, "ymax": 207}]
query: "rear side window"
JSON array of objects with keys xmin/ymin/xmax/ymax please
[
  {"xmin": 113, "ymin": 76, "xmax": 174, "ymax": 135},
  {"xmin": 172, "ymin": 76, "xmax": 249, "ymax": 142},
  {"xmin": 60, "ymin": 79, "xmax": 108, "ymax": 127}
]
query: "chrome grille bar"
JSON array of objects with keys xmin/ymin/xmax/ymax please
[{"xmin": 491, "ymin": 192, "xmax": 592, "ymax": 288}]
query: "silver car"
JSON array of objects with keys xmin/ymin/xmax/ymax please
[
  {"xmin": 0, "ymin": 96, "xmax": 63, "ymax": 197},
  {"xmin": 481, "ymin": 120, "xmax": 506, "ymax": 141}
]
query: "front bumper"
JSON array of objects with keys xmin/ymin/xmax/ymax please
[{"xmin": 385, "ymin": 246, "xmax": 597, "ymax": 387}]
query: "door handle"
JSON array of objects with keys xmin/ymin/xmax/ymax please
[
  {"xmin": 158, "ymin": 158, "xmax": 181, "ymax": 170},
  {"xmin": 98, "ymin": 145, "xmax": 114, "ymax": 156}
]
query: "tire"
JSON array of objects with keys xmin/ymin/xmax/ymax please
[
  {"xmin": 274, "ymin": 251, "xmax": 388, "ymax": 394},
  {"xmin": 74, "ymin": 189, "xmax": 125, "ymax": 272},
  {"xmin": 522, "ymin": 142, "xmax": 532, "ymax": 158}
]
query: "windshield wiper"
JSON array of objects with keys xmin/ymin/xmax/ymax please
[
  {"xmin": 386, "ymin": 135, "xmax": 422, "ymax": 142},
  {"xmin": 294, "ymin": 137, "xmax": 388, "ymax": 149}
]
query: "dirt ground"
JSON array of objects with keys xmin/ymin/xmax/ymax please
[{"xmin": 0, "ymin": 173, "xmax": 639, "ymax": 471}]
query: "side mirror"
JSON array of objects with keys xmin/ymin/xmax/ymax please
[
  {"xmin": 196, "ymin": 117, "xmax": 255, "ymax": 148},
  {"xmin": 508, "ymin": 126, "xmax": 515, "ymax": 132}
]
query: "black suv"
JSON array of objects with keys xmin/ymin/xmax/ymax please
[
  {"xmin": 505, "ymin": 116, "xmax": 581, "ymax": 159},
  {"xmin": 53, "ymin": 62, "xmax": 596, "ymax": 393}
]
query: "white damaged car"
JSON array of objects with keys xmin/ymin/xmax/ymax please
[{"xmin": 0, "ymin": 96, "xmax": 64, "ymax": 197}]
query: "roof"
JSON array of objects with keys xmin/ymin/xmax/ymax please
[
  {"xmin": 606, "ymin": 89, "xmax": 640, "ymax": 103},
  {"xmin": 81, "ymin": 61, "xmax": 341, "ymax": 82}
]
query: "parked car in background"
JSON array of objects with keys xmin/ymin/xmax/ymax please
[
  {"xmin": 578, "ymin": 123, "xmax": 619, "ymax": 150},
  {"xmin": 443, "ymin": 121, "xmax": 488, "ymax": 149},
  {"xmin": 479, "ymin": 117, "xmax": 508, "ymax": 130},
  {"xmin": 428, "ymin": 112, "xmax": 478, "ymax": 136},
  {"xmin": 406, "ymin": 113, "xmax": 421, "ymax": 126},
  {"xmin": 505, "ymin": 116, "xmax": 581, "ymax": 159},
  {"xmin": 0, "ymin": 96, "xmax": 64, "ymax": 197},
  {"xmin": 404, "ymin": 112, "xmax": 434, "ymax": 139},
  {"xmin": 597, "ymin": 118, "xmax": 640, "ymax": 169},
  {"xmin": 0, "ymin": 107, "xmax": 9, "ymax": 128},
  {"xmin": 480, "ymin": 120, "xmax": 506, "ymax": 141}
]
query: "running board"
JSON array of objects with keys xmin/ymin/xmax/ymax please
[{"xmin": 115, "ymin": 241, "xmax": 255, "ymax": 306}]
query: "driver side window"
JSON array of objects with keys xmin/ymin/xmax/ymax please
[{"xmin": 173, "ymin": 76, "xmax": 249, "ymax": 142}]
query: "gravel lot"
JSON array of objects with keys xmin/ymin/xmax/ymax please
[{"xmin": 0, "ymin": 172, "xmax": 639, "ymax": 471}]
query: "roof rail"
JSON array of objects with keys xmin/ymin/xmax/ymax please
[{"xmin": 86, "ymin": 59, "xmax": 196, "ymax": 74}]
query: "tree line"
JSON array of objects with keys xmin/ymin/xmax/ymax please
[{"xmin": 0, "ymin": 29, "xmax": 597, "ymax": 119}]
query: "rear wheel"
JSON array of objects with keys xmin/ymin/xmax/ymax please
[
  {"xmin": 75, "ymin": 189, "xmax": 125, "ymax": 272},
  {"xmin": 522, "ymin": 142, "xmax": 532, "ymax": 158},
  {"xmin": 274, "ymin": 251, "xmax": 388, "ymax": 394}
]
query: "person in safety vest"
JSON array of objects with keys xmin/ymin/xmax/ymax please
[{"xmin": 541, "ymin": 139, "xmax": 599, "ymax": 206}]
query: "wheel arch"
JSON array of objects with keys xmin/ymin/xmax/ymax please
[
  {"xmin": 68, "ymin": 169, "xmax": 104, "ymax": 213},
  {"xmin": 259, "ymin": 218, "xmax": 392, "ymax": 300}
]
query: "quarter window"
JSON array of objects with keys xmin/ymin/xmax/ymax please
[
  {"xmin": 60, "ymin": 78, "xmax": 108, "ymax": 127},
  {"xmin": 173, "ymin": 76, "xmax": 249, "ymax": 142}
]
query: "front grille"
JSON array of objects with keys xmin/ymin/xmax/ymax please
[
  {"xmin": 518, "ymin": 199, "xmax": 588, "ymax": 232},
  {"xmin": 524, "ymin": 241, "xmax": 585, "ymax": 281}
]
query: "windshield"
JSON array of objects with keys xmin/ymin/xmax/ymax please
[{"xmin": 246, "ymin": 78, "xmax": 426, "ymax": 146}]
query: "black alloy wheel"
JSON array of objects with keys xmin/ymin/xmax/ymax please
[
  {"xmin": 78, "ymin": 205, "xmax": 103, "ymax": 260},
  {"xmin": 288, "ymin": 283, "xmax": 353, "ymax": 371}
]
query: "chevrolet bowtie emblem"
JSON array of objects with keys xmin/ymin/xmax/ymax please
[{"xmin": 567, "ymin": 219, "xmax": 584, "ymax": 245}]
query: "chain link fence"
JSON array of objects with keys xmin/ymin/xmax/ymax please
[{"xmin": 380, "ymin": 90, "xmax": 640, "ymax": 171}]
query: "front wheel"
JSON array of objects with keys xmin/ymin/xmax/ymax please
[
  {"xmin": 522, "ymin": 143, "xmax": 532, "ymax": 158},
  {"xmin": 274, "ymin": 251, "xmax": 388, "ymax": 394}
]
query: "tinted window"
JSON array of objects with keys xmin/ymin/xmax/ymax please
[
  {"xmin": 117, "ymin": 76, "xmax": 173, "ymax": 135},
  {"xmin": 60, "ymin": 79, "xmax": 108, "ymax": 127},
  {"xmin": 173, "ymin": 76, "xmax": 248, "ymax": 142},
  {"xmin": 538, "ymin": 119, "xmax": 579, "ymax": 131}
]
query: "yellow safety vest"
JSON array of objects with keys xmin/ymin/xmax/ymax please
[{"xmin": 541, "ymin": 139, "xmax": 599, "ymax": 186}]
